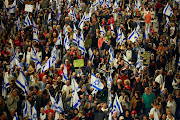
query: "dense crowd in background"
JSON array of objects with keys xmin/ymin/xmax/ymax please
[{"xmin": 0, "ymin": 0, "xmax": 180, "ymax": 119}]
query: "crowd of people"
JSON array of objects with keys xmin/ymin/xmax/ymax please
[{"xmin": 0, "ymin": 0, "xmax": 180, "ymax": 119}]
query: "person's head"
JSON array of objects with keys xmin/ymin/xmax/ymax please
[
  {"xmin": 73, "ymin": 108, "xmax": 78, "ymax": 114},
  {"xmin": 88, "ymin": 95, "xmax": 93, "ymax": 101},
  {"xmin": 161, "ymin": 113, "xmax": 166, "ymax": 120},
  {"xmin": 125, "ymin": 110, "xmax": 130, "ymax": 117},
  {"xmin": 119, "ymin": 116, "xmax": 124, "ymax": 120},
  {"xmin": 168, "ymin": 94, "xmax": 173, "ymax": 101},
  {"xmin": 40, "ymin": 107, "xmax": 44, "ymax": 114},
  {"xmin": 12, "ymin": 89, "xmax": 17, "ymax": 96},
  {"xmin": 131, "ymin": 110, "xmax": 137, "ymax": 118},
  {"xmin": 113, "ymin": 111, "xmax": 117, "ymax": 118},
  {"xmin": 48, "ymin": 112, "xmax": 53, "ymax": 119},
  {"xmin": 10, "ymin": 109, "xmax": 15, "ymax": 116},
  {"xmin": 144, "ymin": 87, "xmax": 150, "ymax": 94},
  {"xmin": 135, "ymin": 77, "xmax": 140, "ymax": 83},
  {"xmin": 143, "ymin": 115, "xmax": 148, "ymax": 120}
]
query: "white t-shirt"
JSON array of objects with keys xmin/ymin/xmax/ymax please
[
  {"xmin": 40, "ymin": 113, "xmax": 46, "ymax": 120},
  {"xmin": 149, "ymin": 108, "xmax": 160, "ymax": 118},
  {"xmin": 155, "ymin": 74, "xmax": 163, "ymax": 85}
]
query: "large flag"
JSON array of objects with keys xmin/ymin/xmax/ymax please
[
  {"xmin": 2, "ymin": 72, "xmax": 10, "ymax": 98},
  {"xmin": 128, "ymin": 29, "xmax": 138, "ymax": 43},
  {"xmin": 90, "ymin": 73, "xmax": 104, "ymax": 91},
  {"xmin": 31, "ymin": 46, "xmax": 42, "ymax": 72},
  {"xmin": 9, "ymin": 0, "xmax": 16, "ymax": 13},
  {"xmin": 71, "ymin": 77, "xmax": 80, "ymax": 95},
  {"xmin": 78, "ymin": 14, "xmax": 85, "ymax": 29},
  {"xmin": 106, "ymin": 0, "xmax": 111, "ymax": 8},
  {"xmin": 163, "ymin": 4, "xmax": 173, "ymax": 17},
  {"xmin": 49, "ymin": 92, "xmax": 57, "ymax": 111},
  {"xmin": 88, "ymin": 47, "xmax": 94, "ymax": 61},
  {"xmin": 48, "ymin": 13, "xmax": 52, "ymax": 24},
  {"xmin": 57, "ymin": 4, "xmax": 61, "ymax": 21},
  {"xmin": 23, "ymin": 100, "xmax": 32, "ymax": 118},
  {"xmin": 78, "ymin": 31, "xmax": 86, "ymax": 55},
  {"xmin": 13, "ymin": 112, "xmax": 18, "ymax": 120},
  {"xmin": 136, "ymin": 25, "xmax": 140, "ymax": 37},
  {"xmin": 55, "ymin": 93, "xmax": 64, "ymax": 119},
  {"xmin": 112, "ymin": 93, "xmax": 123, "ymax": 116},
  {"xmin": 32, "ymin": 105, "xmax": 38, "ymax": 120},
  {"xmin": 62, "ymin": 64, "xmax": 68, "ymax": 83},
  {"xmin": 24, "ymin": 15, "xmax": 32, "ymax": 27},
  {"xmin": 136, "ymin": 50, "xmax": 141, "ymax": 69},
  {"xmin": 113, "ymin": 0, "xmax": 118, "ymax": 10},
  {"xmin": 1, "ymin": 21, "xmax": 5, "ymax": 32},
  {"xmin": 100, "ymin": 25, "xmax": 106, "ymax": 36},
  {"xmin": 64, "ymin": 34, "xmax": 70, "ymax": 50},
  {"xmin": 123, "ymin": 54, "xmax": 130, "ymax": 65},
  {"xmin": 10, "ymin": 50, "xmax": 21, "ymax": 72},
  {"xmin": 134, "ymin": 0, "xmax": 141, "ymax": 11},
  {"xmin": 107, "ymin": 76, "xmax": 112, "ymax": 108},
  {"xmin": 33, "ymin": 32, "xmax": 39, "ymax": 43},
  {"xmin": 9, "ymin": 37, "xmax": 14, "ymax": 51},
  {"xmin": 17, "ymin": 17, "xmax": 21, "ymax": 31},
  {"xmin": 36, "ymin": 1, "xmax": 40, "ymax": 13},
  {"xmin": 51, "ymin": 45, "xmax": 58, "ymax": 61},
  {"xmin": 144, "ymin": 26, "xmax": 150, "ymax": 39},
  {"xmin": 116, "ymin": 28, "xmax": 126, "ymax": 45},
  {"xmin": 109, "ymin": 46, "xmax": 115, "ymax": 63},
  {"xmin": 33, "ymin": 21, "xmax": 39, "ymax": 35},
  {"xmin": 165, "ymin": 17, "xmax": 170, "ymax": 28},
  {"xmin": 56, "ymin": 32, "xmax": 62, "ymax": 45},
  {"xmin": 73, "ymin": 24, "xmax": 78, "ymax": 45},
  {"xmin": 73, "ymin": 88, "xmax": 81, "ymax": 110},
  {"xmin": 16, "ymin": 71, "xmax": 29, "ymax": 96}
]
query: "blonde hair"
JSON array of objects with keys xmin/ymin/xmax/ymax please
[{"xmin": 124, "ymin": 79, "xmax": 130, "ymax": 85}]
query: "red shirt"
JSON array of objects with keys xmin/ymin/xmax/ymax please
[
  {"xmin": 39, "ymin": 73, "xmax": 45, "ymax": 81},
  {"xmin": 2, "ymin": 51, "xmax": 10, "ymax": 56},
  {"xmin": 116, "ymin": 75, "xmax": 128, "ymax": 86},
  {"xmin": 14, "ymin": 39, "xmax": 20, "ymax": 46},
  {"xmin": 45, "ymin": 109, "xmax": 55, "ymax": 116},
  {"xmin": 57, "ymin": 69, "xmax": 63, "ymax": 76},
  {"xmin": 63, "ymin": 64, "xmax": 71, "ymax": 74}
]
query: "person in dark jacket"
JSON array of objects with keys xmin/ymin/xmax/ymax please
[{"xmin": 93, "ymin": 105, "xmax": 107, "ymax": 120}]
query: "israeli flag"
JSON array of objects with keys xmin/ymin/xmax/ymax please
[
  {"xmin": 163, "ymin": 4, "xmax": 173, "ymax": 17},
  {"xmin": 73, "ymin": 24, "xmax": 78, "ymax": 45},
  {"xmin": 178, "ymin": 57, "xmax": 180, "ymax": 66},
  {"xmin": 123, "ymin": 54, "xmax": 130, "ymax": 65},
  {"xmin": 57, "ymin": 6, "xmax": 61, "ymax": 21},
  {"xmin": 176, "ymin": 0, "xmax": 180, "ymax": 4},
  {"xmin": 55, "ymin": 93, "xmax": 64, "ymax": 119},
  {"xmin": 94, "ymin": 0, "xmax": 99, "ymax": 11},
  {"xmin": 88, "ymin": 47, "xmax": 94, "ymax": 61},
  {"xmin": 31, "ymin": 46, "xmax": 42, "ymax": 72},
  {"xmin": 9, "ymin": 37, "xmax": 14, "ymax": 50},
  {"xmin": 128, "ymin": 29, "xmax": 138, "ymax": 43},
  {"xmin": 90, "ymin": 73, "xmax": 104, "ymax": 91},
  {"xmin": 78, "ymin": 0, "xmax": 82, "ymax": 10},
  {"xmin": 91, "ymin": 88, "xmax": 98, "ymax": 97},
  {"xmin": 48, "ymin": 13, "xmax": 52, "ymax": 24},
  {"xmin": 2, "ymin": 72, "xmax": 10, "ymax": 98},
  {"xmin": 165, "ymin": 17, "xmax": 170, "ymax": 28},
  {"xmin": 100, "ymin": 25, "xmax": 106, "ymax": 36},
  {"xmin": 56, "ymin": 0, "xmax": 59, "ymax": 9},
  {"xmin": 160, "ymin": 79, "xmax": 165, "ymax": 94},
  {"xmin": 16, "ymin": 71, "xmax": 29, "ymax": 96},
  {"xmin": 134, "ymin": 0, "xmax": 141, "ymax": 11},
  {"xmin": 23, "ymin": 100, "xmax": 32, "ymax": 118},
  {"xmin": 78, "ymin": 14, "xmax": 85, "ymax": 29},
  {"xmin": 154, "ymin": 109, "xmax": 159, "ymax": 120},
  {"xmin": 1, "ymin": 21, "xmax": 5, "ymax": 32},
  {"xmin": 36, "ymin": 1, "xmax": 40, "ymax": 13},
  {"xmin": 19, "ymin": 0, "xmax": 24, "ymax": 4},
  {"xmin": 62, "ymin": 64, "xmax": 68, "ymax": 83},
  {"xmin": 56, "ymin": 32, "xmax": 62, "ymax": 45},
  {"xmin": 136, "ymin": 25, "xmax": 140, "ymax": 37},
  {"xmin": 89, "ymin": 4, "xmax": 93, "ymax": 17},
  {"xmin": 64, "ymin": 34, "xmax": 70, "ymax": 50},
  {"xmin": 71, "ymin": 77, "xmax": 80, "ymax": 95},
  {"xmin": 51, "ymin": 45, "xmax": 58, "ymax": 61},
  {"xmin": 49, "ymin": 92, "xmax": 57, "ymax": 111},
  {"xmin": 13, "ymin": 112, "xmax": 18, "ymax": 120},
  {"xmin": 116, "ymin": 28, "xmax": 126, "ymax": 45},
  {"xmin": 100, "ymin": 0, "xmax": 104, "ymax": 5},
  {"xmin": 109, "ymin": 46, "xmax": 115, "ymax": 63},
  {"xmin": 33, "ymin": 32, "xmax": 39, "ymax": 43},
  {"xmin": 69, "ymin": 7, "xmax": 76, "ymax": 22},
  {"xmin": 107, "ymin": 76, "xmax": 112, "ymax": 89},
  {"xmin": 9, "ymin": 0, "xmax": 16, "ymax": 13},
  {"xmin": 136, "ymin": 50, "xmax": 141, "ymax": 69},
  {"xmin": 10, "ymin": 50, "xmax": 21, "ymax": 72},
  {"xmin": 144, "ymin": 26, "xmax": 150, "ymax": 39},
  {"xmin": 78, "ymin": 31, "xmax": 86, "ymax": 55},
  {"xmin": 113, "ymin": 0, "xmax": 118, "ymax": 10},
  {"xmin": 17, "ymin": 17, "xmax": 21, "ymax": 31},
  {"xmin": 41, "ymin": 57, "xmax": 53, "ymax": 73},
  {"xmin": 73, "ymin": 88, "xmax": 81, "ymax": 110},
  {"xmin": 33, "ymin": 21, "xmax": 39, "ymax": 35},
  {"xmin": 108, "ymin": 110, "xmax": 112, "ymax": 120},
  {"xmin": 67, "ymin": 2, "xmax": 71, "ymax": 11},
  {"xmin": 32, "ymin": 105, "xmax": 38, "ymax": 120},
  {"xmin": 51, "ymin": 1, "xmax": 56, "ymax": 13},
  {"xmin": 112, "ymin": 93, "xmax": 123, "ymax": 116},
  {"xmin": 110, "ymin": 23, "xmax": 114, "ymax": 34},
  {"xmin": 126, "ymin": 5, "xmax": 129, "ymax": 12},
  {"xmin": 24, "ymin": 15, "xmax": 32, "ymax": 27},
  {"xmin": 106, "ymin": 0, "xmax": 111, "ymax": 8}
]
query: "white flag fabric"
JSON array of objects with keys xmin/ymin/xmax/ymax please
[
  {"xmin": 31, "ymin": 46, "xmax": 42, "ymax": 72},
  {"xmin": 9, "ymin": 37, "xmax": 14, "ymax": 51},
  {"xmin": 51, "ymin": 45, "xmax": 58, "ymax": 61},
  {"xmin": 163, "ymin": 4, "xmax": 173, "ymax": 17},
  {"xmin": 16, "ymin": 71, "xmax": 29, "ymax": 96},
  {"xmin": 32, "ymin": 105, "xmax": 38, "ymax": 120},
  {"xmin": 49, "ymin": 92, "xmax": 57, "ymax": 111},
  {"xmin": 9, "ymin": 0, "xmax": 16, "ymax": 13},
  {"xmin": 100, "ymin": 25, "xmax": 106, "ymax": 36},
  {"xmin": 56, "ymin": 32, "xmax": 62, "ymax": 45},
  {"xmin": 17, "ymin": 17, "xmax": 21, "ymax": 31},
  {"xmin": 64, "ymin": 34, "xmax": 70, "ymax": 50},
  {"xmin": 90, "ymin": 73, "xmax": 104, "ymax": 91},
  {"xmin": 110, "ymin": 23, "xmax": 114, "ymax": 34},
  {"xmin": 144, "ymin": 26, "xmax": 150, "ymax": 39},
  {"xmin": 78, "ymin": 31, "xmax": 86, "ymax": 55},
  {"xmin": 136, "ymin": 25, "xmax": 140, "ymax": 37},
  {"xmin": 23, "ymin": 100, "xmax": 32, "ymax": 118},
  {"xmin": 78, "ymin": 14, "xmax": 85, "ymax": 29},
  {"xmin": 71, "ymin": 77, "xmax": 80, "ymax": 95},
  {"xmin": 154, "ymin": 109, "xmax": 159, "ymax": 120},
  {"xmin": 178, "ymin": 57, "xmax": 180, "ymax": 66},
  {"xmin": 57, "ymin": 6, "xmax": 61, "ymax": 21},
  {"xmin": 36, "ymin": 1, "xmax": 40, "ymax": 12},
  {"xmin": 48, "ymin": 13, "xmax": 52, "ymax": 24},
  {"xmin": 134, "ymin": 0, "xmax": 141, "ymax": 11},
  {"xmin": 24, "ymin": 15, "xmax": 32, "ymax": 27},
  {"xmin": 160, "ymin": 79, "xmax": 165, "ymax": 94},
  {"xmin": 88, "ymin": 47, "xmax": 94, "ymax": 61},
  {"xmin": 1, "ymin": 21, "xmax": 5, "ymax": 32},
  {"xmin": 62, "ymin": 64, "xmax": 68, "ymax": 83},
  {"xmin": 91, "ymin": 88, "xmax": 98, "ymax": 97},
  {"xmin": 109, "ymin": 46, "xmax": 115, "ymax": 63},
  {"xmin": 10, "ymin": 50, "xmax": 21, "ymax": 72},
  {"xmin": 165, "ymin": 17, "xmax": 170, "ymax": 28},
  {"xmin": 112, "ymin": 93, "xmax": 123, "ymax": 116},
  {"xmin": 55, "ymin": 93, "xmax": 64, "ymax": 119},
  {"xmin": 73, "ymin": 88, "xmax": 81, "ymax": 110},
  {"xmin": 33, "ymin": 32, "xmax": 39, "ymax": 43},
  {"xmin": 123, "ymin": 54, "xmax": 130, "ymax": 65},
  {"xmin": 113, "ymin": 0, "xmax": 118, "ymax": 10},
  {"xmin": 73, "ymin": 24, "xmax": 78, "ymax": 45},
  {"xmin": 136, "ymin": 50, "xmax": 141, "ymax": 69},
  {"xmin": 176, "ymin": 0, "xmax": 180, "ymax": 4},
  {"xmin": 106, "ymin": 0, "xmax": 111, "ymax": 8},
  {"xmin": 128, "ymin": 29, "xmax": 138, "ymax": 43},
  {"xmin": 2, "ymin": 72, "xmax": 10, "ymax": 98},
  {"xmin": 13, "ymin": 112, "xmax": 18, "ymax": 120},
  {"xmin": 33, "ymin": 21, "xmax": 39, "ymax": 35},
  {"xmin": 107, "ymin": 76, "xmax": 112, "ymax": 89},
  {"xmin": 116, "ymin": 28, "xmax": 126, "ymax": 45}
]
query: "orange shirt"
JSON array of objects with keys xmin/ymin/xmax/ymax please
[
  {"xmin": 98, "ymin": 38, "xmax": 104, "ymax": 49},
  {"xmin": 145, "ymin": 13, "xmax": 151, "ymax": 23}
]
